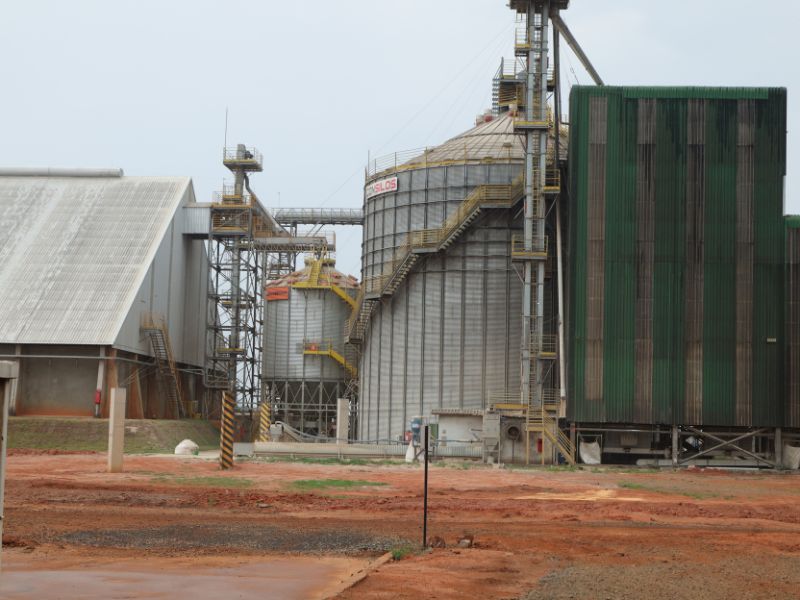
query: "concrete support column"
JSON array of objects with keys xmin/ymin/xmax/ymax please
[
  {"xmin": 94, "ymin": 347, "xmax": 106, "ymax": 418},
  {"xmin": 107, "ymin": 388, "xmax": 126, "ymax": 473},
  {"xmin": 336, "ymin": 398, "xmax": 349, "ymax": 444},
  {"xmin": 775, "ymin": 428, "xmax": 783, "ymax": 468},
  {"xmin": 0, "ymin": 380, "xmax": 8, "ymax": 570},
  {"xmin": 8, "ymin": 344, "xmax": 21, "ymax": 416},
  {"xmin": 671, "ymin": 426, "xmax": 679, "ymax": 467},
  {"xmin": 1, "ymin": 360, "xmax": 20, "ymax": 570}
]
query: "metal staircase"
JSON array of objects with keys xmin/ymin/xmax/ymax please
[
  {"xmin": 141, "ymin": 313, "xmax": 188, "ymax": 418},
  {"xmin": 364, "ymin": 175, "xmax": 525, "ymax": 299},
  {"xmin": 303, "ymin": 340, "xmax": 358, "ymax": 378},
  {"xmin": 345, "ymin": 177, "xmax": 524, "ymax": 345},
  {"xmin": 527, "ymin": 400, "xmax": 575, "ymax": 465}
]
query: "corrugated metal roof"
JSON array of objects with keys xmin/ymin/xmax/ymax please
[
  {"xmin": 266, "ymin": 257, "xmax": 359, "ymax": 289},
  {"xmin": 0, "ymin": 175, "xmax": 191, "ymax": 345},
  {"xmin": 400, "ymin": 112, "xmax": 568, "ymax": 167}
]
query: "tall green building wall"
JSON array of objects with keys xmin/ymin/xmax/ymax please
[{"xmin": 567, "ymin": 86, "xmax": 788, "ymax": 427}]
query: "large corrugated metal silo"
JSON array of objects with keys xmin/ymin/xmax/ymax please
[
  {"xmin": 567, "ymin": 86, "xmax": 787, "ymax": 428},
  {"xmin": 263, "ymin": 257, "xmax": 358, "ymax": 435},
  {"xmin": 359, "ymin": 114, "xmax": 529, "ymax": 441}
]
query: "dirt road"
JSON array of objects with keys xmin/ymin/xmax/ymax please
[{"xmin": 3, "ymin": 453, "xmax": 800, "ymax": 599}]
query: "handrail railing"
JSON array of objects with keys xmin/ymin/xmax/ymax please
[
  {"xmin": 303, "ymin": 339, "xmax": 358, "ymax": 378},
  {"xmin": 222, "ymin": 146, "xmax": 263, "ymax": 166},
  {"xmin": 511, "ymin": 234, "xmax": 548, "ymax": 258}
]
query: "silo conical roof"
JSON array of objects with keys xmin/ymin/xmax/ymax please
[{"xmin": 266, "ymin": 257, "xmax": 359, "ymax": 289}]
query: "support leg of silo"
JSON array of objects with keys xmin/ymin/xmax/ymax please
[
  {"xmin": 775, "ymin": 428, "xmax": 783, "ymax": 469},
  {"xmin": 258, "ymin": 401, "xmax": 271, "ymax": 443},
  {"xmin": 220, "ymin": 392, "xmax": 235, "ymax": 470},
  {"xmin": 671, "ymin": 426, "xmax": 679, "ymax": 467}
]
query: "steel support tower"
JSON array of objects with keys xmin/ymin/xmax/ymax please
[
  {"xmin": 206, "ymin": 145, "xmax": 265, "ymax": 415},
  {"xmin": 509, "ymin": 0, "xmax": 572, "ymax": 463}
]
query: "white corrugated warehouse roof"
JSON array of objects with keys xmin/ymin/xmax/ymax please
[{"xmin": 0, "ymin": 172, "xmax": 191, "ymax": 345}]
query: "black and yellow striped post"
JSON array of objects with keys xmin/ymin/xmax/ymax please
[
  {"xmin": 257, "ymin": 401, "xmax": 271, "ymax": 443},
  {"xmin": 220, "ymin": 391, "xmax": 235, "ymax": 470}
]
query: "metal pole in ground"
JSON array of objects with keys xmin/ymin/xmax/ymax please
[
  {"xmin": 220, "ymin": 391, "xmax": 235, "ymax": 469},
  {"xmin": 422, "ymin": 424, "xmax": 429, "ymax": 548},
  {"xmin": 0, "ymin": 379, "xmax": 8, "ymax": 570}
]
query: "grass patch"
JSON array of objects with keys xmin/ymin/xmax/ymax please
[
  {"xmin": 292, "ymin": 479, "xmax": 387, "ymax": 491},
  {"xmin": 390, "ymin": 545, "xmax": 416, "ymax": 560},
  {"xmin": 150, "ymin": 474, "xmax": 253, "ymax": 489},
  {"xmin": 618, "ymin": 481, "xmax": 715, "ymax": 499},
  {"xmin": 7, "ymin": 417, "xmax": 219, "ymax": 454}
]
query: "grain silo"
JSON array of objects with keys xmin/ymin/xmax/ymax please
[
  {"xmin": 263, "ymin": 257, "xmax": 358, "ymax": 435},
  {"xmin": 357, "ymin": 114, "xmax": 531, "ymax": 441},
  {"xmin": 567, "ymin": 87, "xmax": 788, "ymax": 455}
]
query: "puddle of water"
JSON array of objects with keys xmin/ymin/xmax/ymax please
[{"xmin": 0, "ymin": 555, "xmax": 364, "ymax": 600}]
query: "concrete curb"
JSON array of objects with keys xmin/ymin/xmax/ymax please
[{"xmin": 321, "ymin": 551, "xmax": 394, "ymax": 599}]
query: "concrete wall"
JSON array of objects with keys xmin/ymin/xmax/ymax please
[
  {"xmin": 14, "ymin": 345, "xmax": 99, "ymax": 416},
  {"xmin": 114, "ymin": 185, "xmax": 208, "ymax": 368},
  {"xmin": 8, "ymin": 344, "xmax": 207, "ymax": 418}
]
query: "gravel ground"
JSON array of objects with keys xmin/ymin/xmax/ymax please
[
  {"xmin": 61, "ymin": 524, "xmax": 405, "ymax": 555},
  {"xmin": 526, "ymin": 556, "xmax": 800, "ymax": 600}
]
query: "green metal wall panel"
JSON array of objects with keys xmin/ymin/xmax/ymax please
[
  {"xmin": 601, "ymin": 92, "xmax": 636, "ymax": 422},
  {"xmin": 567, "ymin": 89, "xmax": 589, "ymax": 420},
  {"xmin": 786, "ymin": 219, "xmax": 800, "ymax": 428},
  {"xmin": 702, "ymin": 99, "xmax": 738, "ymax": 425},
  {"xmin": 752, "ymin": 90, "xmax": 787, "ymax": 425},
  {"xmin": 652, "ymin": 99, "xmax": 687, "ymax": 424},
  {"xmin": 568, "ymin": 86, "xmax": 787, "ymax": 427}
]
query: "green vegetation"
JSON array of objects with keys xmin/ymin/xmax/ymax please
[
  {"xmin": 7, "ymin": 417, "xmax": 219, "ymax": 454},
  {"xmin": 291, "ymin": 479, "xmax": 387, "ymax": 491},
  {"xmin": 390, "ymin": 545, "xmax": 416, "ymax": 561},
  {"xmin": 618, "ymin": 481, "xmax": 715, "ymax": 499}
]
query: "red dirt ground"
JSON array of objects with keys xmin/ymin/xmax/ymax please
[{"xmin": 3, "ymin": 454, "xmax": 800, "ymax": 599}]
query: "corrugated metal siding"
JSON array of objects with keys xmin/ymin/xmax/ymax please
[
  {"xmin": 568, "ymin": 86, "xmax": 787, "ymax": 427},
  {"xmin": 652, "ymin": 99, "xmax": 686, "ymax": 424},
  {"xmin": 360, "ymin": 179, "xmax": 523, "ymax": 440},
  {"xmin": 786, "ymin": 220, "xmax": 800, "ymax": 428},
  {"xmin": 0, "ymin": 176, "xmax": 190, "ymax": 345},
  {"xmin": 684, "ymin": 99, "xmax": 705, "ymax": 424}
]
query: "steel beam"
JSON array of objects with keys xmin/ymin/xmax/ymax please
[
  {"xmin": 551, "ymin": 14, "xmax": 604, "ymax": 85},
  {"xmin": 680, "ymin": 426, "xmax": 775, "ymax": 467}
]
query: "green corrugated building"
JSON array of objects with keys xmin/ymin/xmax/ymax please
[{"xmin": 567, "ymin": 86, "xmax": 790, "ymax": 428}]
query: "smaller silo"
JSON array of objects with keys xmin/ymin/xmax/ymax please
[{"xmin": 263, "ymin": 257, "xmax": 359, "ymax": 435}]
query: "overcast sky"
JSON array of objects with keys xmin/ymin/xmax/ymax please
[{"xmin": 1, "ymin": 1, "xmax": 797, "ymax": 276}]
